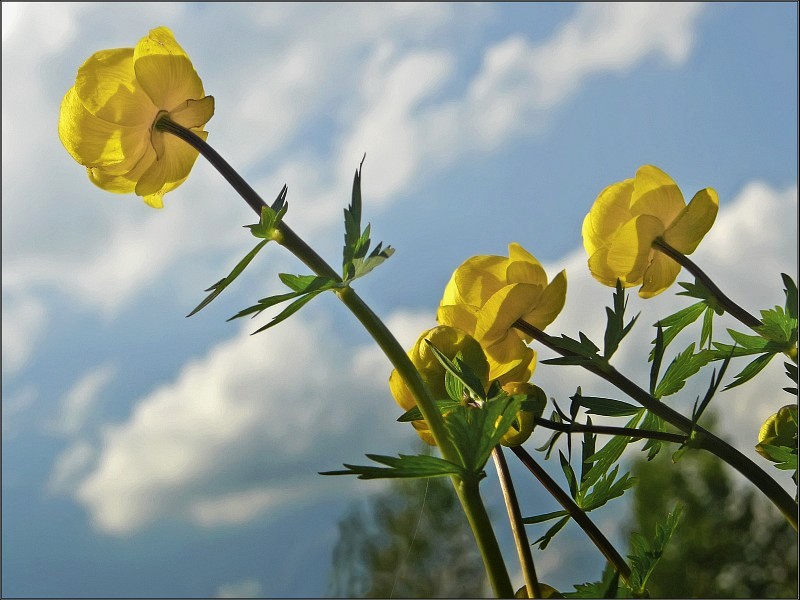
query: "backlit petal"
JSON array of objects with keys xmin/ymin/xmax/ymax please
[
  {"xmin": 582, "ymin": 179, "xmax": 634, "ymax": 256},
  {"xmin": 476, "ymin": 283, "xmax": 542, "ymax": 344},
  {"xmin": 522, "ymin": 269, "xmax": 567, "ymax": 332},
  {"xmin": 587, "ymin": 246, "xmax": 629, "ymax": 287},
  {"xmin": 606, "ymin": 214, "xmax": 664, "ymax": 283},
  {"xmin": 630, "ymin": 165, "xmax": 685, "ymax": 226},
  {"xmin": 639, "ymin": 251, "xmax": 681, "ymax": 299},
  {"xmin": 134, "ymin": 27, "xmax": 204, "ymax": 110},
  {"xmin": 663, "ymin": 188, "xmax": 719, "ymax": 254},
  {"xmin": 168, "ymin": 96, "xmax": 215, "ymax": 129},
  {"xmin": 446, "ymin": 255, "xmax": 508, "ymax": 307},
  {"xmin": 483, "ymin": 336, "xmax": 535, "ymax": 383},
  {"xmin": 436, "ymin": 303, "xmax": 478, "ymax": 335},
  {"xmin": 135, "ymin": 129, "xmax": 205, "ymax": 199},
  {"xmin": 506, "ymin": 243, "xmax": 548, "ymax": 287}
]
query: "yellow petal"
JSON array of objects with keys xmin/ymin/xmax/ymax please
[
  {"xmin": 475, "ymin": 283, "xmax": 542, "ymax": 344},
  {"xmin": 134, "ymin": 27, "xmax": 205, "ymax": 110},
  {"xmin": 58, "ymin": 87, "xmax": 149, "ymax": 170},
  {"xmin": 582, "ymin": 179, "xmax": 634, "ymax": 257},
  {"xmin": 74, "ymin": 47, "xmax": 156, "ymax": 127},
  {"xmin": 87, "ymin": 143, "xmax": 155, "ymax": 194},
  {"xmin": 134, "ymin": 129, "xmax": 206, "ymax": 199},
  {"xmin": 522, "ymin": 269, "xmax": 567, "ymax": 333},
  {"xmin": 606, "ymin": 214, "xmax": 664, "ymax": 284},
  {"xmin": 630, "ymin": 165, "xmax": 685, "ymax": 226},
  {"xmin": 483, "ymin": 337, "xmax": 535, "ymax": 383},
  {"xmin": 168, "ymin": 96, "xmax": 215, "ymax": 129},
  {"xmin": 663, "ymin": 188, "xmax": 719, "ymax": 254},
  {"xmin": 436, "ymin": 303, "xmax": 478, "ymax": 334},
  {"xmin": 507, "ymin": 243, "xmax": 548, "ymax": 287},
  {"xmin": 638, "ymin": 250, "xmax": 681, "ymax": 298},
  {"xmin": 587, "ymin": 246, "xmax": 627, "ymax": 287},
  {"xmin": 445, "ymin": 255, "xmax": 508, "ymax": 307},
  {"xmin": 389, "ymin": 369, "xmax": 416, "ymax": 411}
]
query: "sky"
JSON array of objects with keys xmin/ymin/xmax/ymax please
[{"xmin": 2, "ymin": 2, "xmax": 798, "ymax": 598}]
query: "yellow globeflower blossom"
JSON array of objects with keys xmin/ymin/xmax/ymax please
[
  {"xmin": 498, "ymin": 382, "xmax": 547, "ymax": 447},
  {"xmin": 58, "ymin": 26, "xmax": 214, "ymax": 208},
  {"xmin": 756, "ymin": 404, "xmax": 798, "ymax": 461},
  {"xmin": 437, "ymin": 243, "xmax": 567, "ymax": 383},
  {"xmin": 582, "ymin": 165, "xmax": 718, "ymax": 298},
  {"xmin": 389, "ymin": 325, "xmax": 489, "ymax": 446}
]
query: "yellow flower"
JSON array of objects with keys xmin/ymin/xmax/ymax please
[
  {"xmin": 582, "ymin": 165, "xmax": 718, "ymax": 298},
  {"xmin": 437, "ymin": 243, "xmax": 567, "ymax": 383},
  {"xmin": 498, "ymin": 382, "xmax": 546, "ymax": 447},
  {"xmin": 756, "ymin": 404, "xmax": 798, "ymax": 461},
  {"xmin": 58, "ymin": 26, "xmax": 214, "ymax": 209},
  {"xmin": 389, "ymin": 325, "xmax": 489, "ymax": 446}
]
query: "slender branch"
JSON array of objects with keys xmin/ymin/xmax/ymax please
[
  {"xmin": 158, "ymin": 118, "xmax": 514, "ymax": 596},
  {"xmin": 534, "ymin": 417, "xmax": 687, "ymax": 445},
  {"xmin": 493, "ymin": 446, "xmax": 541, "ymax": 598},
  {"xmin": 652, "ymin": 237, "xmax": 762, "ymax": 331},
  {"xmin": 514, "ymin": 319, "xmax": 799, "ymax": 530},
  {"xmin": 510, "ymin": 446, "xmax": 632, "ymax": 584}
]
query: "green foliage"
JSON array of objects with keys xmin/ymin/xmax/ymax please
[
  {"xmin": 320, "ymin": 453, "xmax": 466, "ymax": 480},
  {"xmin": 603, "ymin": 281, "xmax": 640, "ymax": 360},
  {"xmin": 653, "ymin": 344, "xmax": 715, "ymax": 398},
  {"xmin": 541, "ymin": 332, "xmax": 601, "ymax": 367},
  {"xmin": 626, "ymin": 504, "xmax": 683, "ymax": 595},
  {"xmin": 342, "ymin": 158, "xmax": 394, "ymax": 283},
  {"xmin": 565, "ymin": 564, "xmax": 625, "ymax": 599},
  {"xmin": 570, "ymin": 393, "xmax": 640, "ymax": 418}
]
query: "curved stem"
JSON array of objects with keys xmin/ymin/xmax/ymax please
[
  {"xmin": 493, "ymin": 446, "xmax": 541, "ymax": 598},
  {"xmin": 515, "ymin": 319, "xmax": 798, "ymax": 530},
  {"xmin": 534, "ymin": 417, "xmax": 687, "ymax": 445},
  {"xmin": 158, "ymin": 118, "xmax": 513, "ymax": 597},
  {"xmin": 510, "ymin": 446, "xmax": 632, "ymax": 584},
  {"xmin": 652, "ymin": 237, "xmax": 762, "ymax": 331}
]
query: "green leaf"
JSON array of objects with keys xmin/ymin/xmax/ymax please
[
  {"xmin": 690, "ymin": 351, "xmax": 733, "ymax": 426},
  {"xmin": 639, "ymin": 411, "xmax": 666, "ymax": 461},
  {"xmin": 581, "ymin": 412, "xmax": 644, "ymax": 490},
  {"xmin": 320, "ymin": 453, "xmax": 465, "ymax": 479},
  {"xmin": 278, "ymin": 273, "xmax": 338, "ymax": 293},
  {"xmin": 227, "ymin": 291, "xmax": 304, "ymax": 321},
  {"xmin": 581, "ymin": 465, "xmax": 637, "ymax": 512},
  {"xmin": 654, "ymin": 344, "xmax": 715, "ymax": 398},
  {"xmin": 565, "ymin": 565, "xmax": 625, "ymax": 599},
  {"xmin": 649, "ymin": 324, "xmax": 665, "ymax": 396},
  {"xmin": 396, "ymin": 399, "xmax": 462, "ymax": 422},
  {"xmin": 723, "ymin": 352, "xmax": 776, "ymax": 390},
  {"xmin": 250, "ymin": 291, "xmax": 322, "ymax": 335},
  {"xmin": 627, "ymin": 504, "xmax": 683, "ymax": 594},
  {"xmin": 559, "ymin": 451, "xmax": 579, "ymax": 499},
  {"xmin": 187, "ymin": 240, "xmax": 268, "ymax": 317},
  {"xmin": 521, "ymin": 510, "xmax": 569, "ymax": 525},
  {"xmin": 758, "ymin": 306, "xmax": 797, "ymax": 343},
  {"xmin": 573, "ymin": 394, "xmax": 641, "ymax": 417},
  {"xmin": 700, "ymin": 305, "xmax": 715, "ymax": 349},
  {"xmin": 424, "ymin": 341, "xmax": 486, "ymax": 401},
  {"xmin": 533, "ymin": 515, "xmax": 571, "ymax": 551},
  {"xmin": 757, "ymin": 444, "xmax": 798, "ymax": 470},
  {"xmin": 782, "ymin": 273, "xmax": 798, "ymax": 320},
  {"xmin": 677, "ymin": 280, "xmax": 723, "ymax": 313},
  {"xmin": 650, "ymin": 302, "xmax": 705, "ymax": 360},
  {"xmin": 603, "ymin": 282, "xmax": 640, "ymax": 360},
  {"xmin": 342, "ymin": 160, "xmax": 364, "ymax": 278}
]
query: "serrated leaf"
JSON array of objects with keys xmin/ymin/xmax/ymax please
[
  {"xmin": 351, "ymin": 245, "xmax": 395, "ymax": 280},
  {"xmin": 639, "ymin": 411, "xmax": 666, "ymax": 461},
  {"xmin": 654, "ymin": 345, "xmax": 715, "ymax": 398},
  {"xmin": 278, "ymin": 273, "xmax": 338, "ymax": 293},
  {"xmin": 533, "ymin": 515, "xmax": 571, "ymax": 550},
  {"xmin": 396, "ymin": 399, "xmax": 462, "ymax": 422},
  {"xmin": 603, "ymin": 282, "xmax": 640, "ymax": 360},
  {"xmin": 700, "ymin": 305, "xmax": 715, "ymax": 349},
  {"xmin": 627, "ymin": 504, "xmax": 683, "ymax": 594},
  {"xmin": 320, "ymin": 453, "xmax": 465, "ymax": 479},
  {"xmin": 757, "ymin": 444, "xmax": 798, "ymax": 470},
  {"xmin": 227, "ymin": 291, "xmax": 303, "ymax": 321},
  {"xmin": 723, "ymin": 352, "xmax": 776, "ymax": 390},
  {"xmin": 758, "ymin": 306, "xmax": 797, "ymax": 343},
  {"xmin": 581, "ymin": 412, "xmax": 644, "ymax": 490},
  {"xmin": 559, "ymin": 451, "xmax": 579, "ymax": 499},
  {"xmin": 250, "ymin": 291, "xmax": 322, "ymax": 335},
  {"xmin": 650, "ymin": 324, "xmax": 665, "ymax": 395},
  {"xmin": 650, "ymin": 302, "xmax": 705, "ymax": 360},
  {"xmin": 247, "ymin": 188, "xmax": 288, "ymax": 238},
  {"xmin": 565, "ymin": 564, "xmax": 624, "ymax": 599},
  {"xmin": 425, "ymin": 341, "xmax": 486, "ymax": 401},
  {"xmin": 581, "ymin": 465, "xmax": 637, "ymax": 512},
  {"xmin": 782, "ymin": 273, "xmax": 798, "ymax": 320},
  {"xmin": 187, "ymin": 240, "xmax": 268, "ymax": 317}
]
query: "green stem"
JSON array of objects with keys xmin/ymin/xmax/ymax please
[
  {"xmin": 493, "ymin": 445, "xmax": 541, "ymax": 598},
  {"xmin": 158, "ymin": 118, "xmax": 513, "ymax": 597},
  {"xmin": 652, "ymin": 237, "xmax": 762, "ymax": 331},
  {"xmin": 514, "ymin": 319, "xmax": 799, "ymax": 530},
  {"xmin": 534, "ymin": 417, "xmax": 688, "ymax": 445},
  {"xmin": 510, "ymin": 446, "xmax": 632, "ymax": 585}
]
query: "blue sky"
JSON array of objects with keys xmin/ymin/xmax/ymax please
[{"xmin": 2, "ymin": 2, "xmax": 797, "ymax": 598}]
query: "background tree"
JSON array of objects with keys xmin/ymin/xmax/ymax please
[
  {"xmin": 328, "ymin": 465, "xmax": 487, "ymax": 598},
  {"xmin": 627, "ymin": 416, "xmax": 797, "ymax": 598}
]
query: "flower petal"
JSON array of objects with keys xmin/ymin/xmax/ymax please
[
  {"xmin": 663, "ymin": 187, "xmax": 719, "ymax": 254},
  {"xmin": 168, "ymin": 96, "xmax": 215, "ymax": 129},
  {"xmin": 606, "ymin": 214, "xmax": 664, "ymax": 284},
  {"xmin": 506, "ymin": 243, "xmax": 548, "ymax": 287},
  {"xmin": 630, "ymin": 165, "xmax": 685, "ymax": 226},
  {"xmin": 582, "ymin": 179, "xmax": 634, "ymax": 257},
  {"xmin": 134, "ymin": 27, "xmax": 205, "ymax": 110},
  {"xmin": 639, "ymin": 250, "xmax": 681, "ymax": 298},
  {"xmin": 475, "ymin": 283, "xmax": 542, "ymax": 344},
  {"xmin": 522, "ymin": 269, "xmax": 567, "ymax": 333},
  {"xmin": 483, "ymin": 336, "xmax": 535, "ymax": 383},
  {"xmin": 443, "ymin": 255, "xmax": 508, "ymax": 307},
  {"xmin": 436, "ymin": 303, "xmax": 478, "ymax": 335},
  {"xmin": 135, "ymin": 129, "xmax": 206, "ymax": 200}
]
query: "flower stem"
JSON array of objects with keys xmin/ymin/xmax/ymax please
[
  {"xmin": 493, "ymin": 445, "xmax": 541, "ymax": 598},
  {"xmin": 514, "ymin": 319, "xmax": 799, "ymax": 531},
  {"xmin": 534, "ymin": 417, "xmax": 688, "ymax": 444},
  {"xmin": 158, "ymin": 118, "xmax": 513, "ymax": 597},
  {"xmin": 652, "ymin": 237, "xmax": 762, "ymax": 331},
  {"xmin": 510, "ymin": 446, "xmax": 632, "ymax": 584}
]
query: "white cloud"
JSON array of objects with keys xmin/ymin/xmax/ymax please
[
  {"xmin": 215, "ymin": 578, "xmax": 263, "ymax": 599},
  {"xmin": 73, "ymin": 313, "xmax": 410, "ymax": 535},
  {"xmin": 48, "ymin": 440, "xmax": 95, "ymax": 494},
  {"xmin": 1, "ymin": 290, "xmax": 46, "ymax": 375},
  {"xmin": 50, "ymin": 363, "xmax": 116, "ymax": 436}
]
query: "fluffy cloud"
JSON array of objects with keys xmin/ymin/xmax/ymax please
[
  {"xmin": 49, "ymin": 363, "xmax": 116, "ymax": 436},
  {"xmin": 71, "ymin": 313, "xmax": 410, "ymax": 535}
]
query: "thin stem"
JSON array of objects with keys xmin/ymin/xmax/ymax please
[
  {"xmin": 493, "ymin": 445, "xmax": 541, "ymax": 598},
  {"xmin": 514, "ymin": 319, "xmax": 799, "ymax": 530},
  {"xmin": 652, "ymin": 237, "xmax": 762, "ymax": 331},
  {"xmin": 534, "ymin": 417, "xmax": 688, "ymax": 445},
  {"xmin": 510, "ymin": 446, "xmax": 632, "ymax": 584},
  {"xmin": 158, "ymin": 118, "xmax": 514, "ymax": 596}
]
